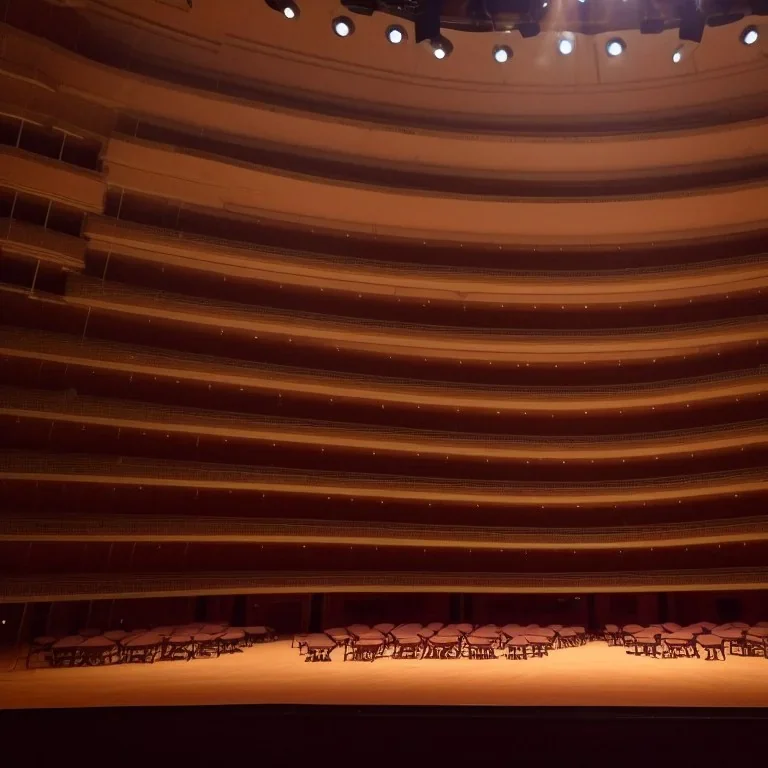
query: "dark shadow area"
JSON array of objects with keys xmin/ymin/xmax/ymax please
[{"xmin": 0, "ymin": 705, "xmax": 764, "ymax": 762}]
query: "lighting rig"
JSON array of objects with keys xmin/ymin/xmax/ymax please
[{"xmin": 265, "ymin": 0, "xmax": 765, "ymax": 60}]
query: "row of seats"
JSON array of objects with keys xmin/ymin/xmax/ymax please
[
  {"xmin": 603, "ymin": 622, "xmax": 768, "ymax": 661},
  {"xmin": 27, "ymin": 624, "xmax": 277, "ymax": 667},
  {"xmin": 294, "ymin": 622, "xmax": 592, "ymax": 662}
]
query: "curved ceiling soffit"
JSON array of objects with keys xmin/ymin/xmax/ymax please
[
  {"xmin": 1, "ymin": 328, "xmax": 765, "ymax": 412},
  {"xmin": 79, "ymin": 0, "xmax": 768, "ymax": 130},
  {"xmin": 0, "ymin": 453, "xmax": 766, "ymax": 506},
  {"xmin": 3, "ymin": 388, "xmax": 766, "ymax": 462},
  {"xmin": 61, "ymin": 278, "xmax": 768, "ymax": 364},
  {"xmin": 85, "ymin": 219, "xmax": 768, "ymax": 305},
  {"xmin": 5, "ymin": 24, "xmax": 768, "ymax": 182}
]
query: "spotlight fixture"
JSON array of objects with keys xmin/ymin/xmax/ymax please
[
  {"xmin": 332, "ymin": 16, "xmax": 355, "ymax": 37},
  {"xmin": 493, "ymin": 44, "xmax": 513, "ymax": 63},
  {"xmin": 558, "ymin": 32, "xmax": 575, "ymax": 55},
  {"xmin": 605, "ymin": 37, "xmax": 626, "ymax": 56},
  {"xmin": 672, "ymin": 46, "xmax": 683, "ymax": 63},
  {"xmin": 679, "ymin": 1, "xmax": 705, "ymax": 42},
  {"xmin": 265, "ymin": 0, "xmax": 299, "ymax": 19},
  {"xmin": 386, "ymin": 24, "xmax": 407, "ymax": 44},
  {"xmin": 740, "ymin": 25, "xmax": 759, "ymax": 45},
  {"xmin": 430, "ymin": 35, "xmax": 453, "ymax": 60}
]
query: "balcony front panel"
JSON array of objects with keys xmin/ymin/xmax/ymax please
[
  {"xmin": 3, "ymin": 568, "xmax": 767, "ymax": 603},
  {"xmin": 0, "ymin": 146, "xmax": 104, "ymax": 212},
  {"xmin": 86, "ymin": 244, "xmax": 768, "ymax": 329},
  {"xmin": 2, "ymin": 512, "xmax": 767, "ymax": 551},
  {"xmin": 6, "ymin": 284, "xmax": 765, "ymax": 388},
  {"xmin": 0, "ymin": 452, "xmax": 764, "ymax": 508},
  {"xmin": 103, "ymin": 137, "xmax": 768, "ymax": 246},
  {"xmin": 2, "ymin": 538, "xmax": 768, "ymax": 580},
  {"xmin": 2, "ymin": 384, "xmax": 766, "ymax": 487},
  {"xmin": 61, "ymin": 275, "xmax": 768, "ymax": 366},
  {"xmin": 1, "ymin": 327, "xmax": 763, "ymax": 422},
  {"xmin": 85, "ymin": 217, "xmax": 768, "ymax": 308}
]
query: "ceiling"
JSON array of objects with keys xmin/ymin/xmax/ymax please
[{"xmin": 78, "ymin": 0, "xmax": 768, "ymax": 129}]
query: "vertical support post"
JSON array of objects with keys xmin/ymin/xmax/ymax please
[
  {"xmin": 15, "ymin": 602, "xmax": 29, "ymax": 647},
  {"xmin": 101, "ymin": 251, "xmax": 111, "ymax": 283},
  {"xmin": 57, "ymin": 132, "xmax": 67, "ymax": 162},
  {"xmin": 587, "ymin": 594, "xmax": 597, "ymax": 633},
  {"xmin": 308, "ymin": 593, "xmax": 324, "ymax": 633},
  {"xmin": 81, "ymin": 306, "xmax": 91, "ymax": 340},
  {"xmin": 30, "ymin": 259, "xmax": 41, "ymax": 295},
  {"xmin": 659, "ymin": 592, "xmax": 669, "ymax": 624}
]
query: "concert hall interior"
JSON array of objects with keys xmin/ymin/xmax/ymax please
[{"xmin": 0, "ymin": 0, "xmax": 767, "ymax": 755}]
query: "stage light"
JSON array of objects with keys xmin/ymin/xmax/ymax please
[
  {"xmin": 333, "ymin": 16, "xmax": 355, "ymax": 37},
  {"xmin": 493, "ymin": 44, "xmax": 513, "ymax": 63},
  {"xmin": 558, "ymin": 33, "xmax": 575, "ymax": 55},
  {"xmin": 430, "ymin": 36, "xmax": 453, "ymax": 60},
  {"xmin": 679, "ymin": 2, "xmax": 705, "ymax": 42},
  {"xmin": 741, "ymin": 25, "xmax": 759, "ymax": 45},
  {"xmin": 606, "ymin": 38, "xmax": 626, "ymax": 56},
  {"xmin": 386, "ymin": 25, "xmax": 407, "ymax": 44},
  {"xmin": 265, "ymin": 0, "xmax": 300, "ymax": 19},
  {"xmin": 672, "ymin": 46, "xmax": 683, "ymax": 63}
]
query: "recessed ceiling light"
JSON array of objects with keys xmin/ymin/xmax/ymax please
[
  {"xmin": 606, "ymin": 38, "xmax": 626, "ymax": 57},
  {"xmin": 265, "ymin": 1, "xmax": 299, "ymax": 19},
  {"xmin": 431, "ymin": 36, "xmax": 453, "ymax": 60},
  {"xmin": 493, "ymin": 44, "xmax": 513, "ymax": 63},
  {"xmin": 332, "ymin": 16, "xmax": 354, "ymax": 37},
  {"xmin": 558, "ymin": 33, "xmax": 575, "ymax": 55},
  {"xmin": 672, "ymin": 46, "xmax": 683, "ymax": 63},
  {"xmin": 386, "ymin": 25, "xmax": 407, "ymax": 44},
  {"xmin": 740, "ymin": 26, "xmax": 759, "ymax": 46}
]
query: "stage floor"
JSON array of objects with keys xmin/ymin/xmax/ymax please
[{"xmin": 2, "ymin": 641, "xmax": 768, "ymax": 709}]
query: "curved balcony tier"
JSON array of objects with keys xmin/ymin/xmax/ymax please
[
  {"xmin": 0, "ymin": 146, "xmax": 104, "ymax": 212},
  {"xmin": 85, "ymin": 218, "xmax": 768, "ymax": 308},
  {"xmin": 103, "ymin": 136, "xmax": 768, "ymax": 246},
  {"xmin": 2, "ymin": 387, "xmax": 765, "ymax": 464},
  {"xmin": 2, "ymin": 512, "xmax": 767, "ymax": 552},
  {"xmin": 62, "ymin": 275, "xmax": 768, "ymax": 365},
  {"xmin": 1, "ymin": 327, "xmax": 764, "ymax": 415},
  {"xmin": 2, "ymin": 567, "xmax": 766, "ymax": 603},
  {"xmin": 0, "ymin": 452, "xmax": 764, "ymax": 507},
  {"xmin": 0, "ymin": 219, "xmax": 85, "ymax": 271},
  {"xmin": 101, "ymin": 191, "xmax": 768, "ymax": 273}
]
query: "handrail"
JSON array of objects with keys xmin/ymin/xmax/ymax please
[
  {"xmin": 1, "ymin": 327, "xmax": 765, "ymax": 398},
  {"xmin": 1, "ymin": 386, "xmax": 765, "ymax": 449},
  {"xmin": 3, "ymin": 568, "xmax": 767, "ymax": 602},
  {"xmin": 88, "ymin": 216, "xmax": 768, "ymax": 280},
  {"xmin": 66, "ymin": 275, "xmax": 768, "ymax": 341},
  {"xmin": 0, "ymin": 451, "xmax": 765, "ymax": 495},
  {"xmin": 2, "ymin": 512, "xmax": 767, "ymax": 549}
]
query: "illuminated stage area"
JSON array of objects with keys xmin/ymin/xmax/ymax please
[{"xmin": 3, "ymin": 640, "xmax": 768, "ymax": 710}]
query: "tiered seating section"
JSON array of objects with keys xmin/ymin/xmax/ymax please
[
  {"xmin": 26, "ymin": 624, "xmax": 277, "ymax": 668},
  {"xmin": 294, "ymin": 621, "xmax": 768, "ymax": 662}
]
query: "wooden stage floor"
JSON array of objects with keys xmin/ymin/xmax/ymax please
[{"xmin": 2, "ymin": 641, "xmax": 768, "ymax": 710}]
